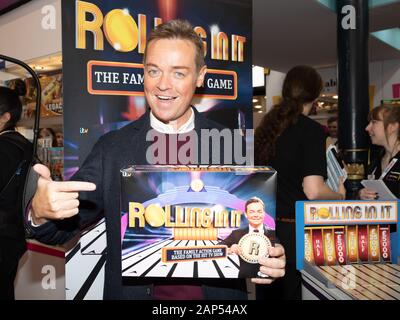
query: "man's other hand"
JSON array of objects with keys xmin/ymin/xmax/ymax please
[{"xmin": 251, "ymin": 243, "xmax": 286, "ymax": 284}]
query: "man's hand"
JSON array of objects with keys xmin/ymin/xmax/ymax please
[
  {"xmin": 228, "ymin": 244, "xmax": 241, "ymax": 255},
  {"xmin": 251, "ymin": 243, "xmax": 286, "ymax": 284},
  {"xmin": 31, "ymin": 164, "xmax": 96, "ymax": 225}
]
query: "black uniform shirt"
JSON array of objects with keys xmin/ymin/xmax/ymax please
[{"xmin": 268, "ymin": 114, "xmax": 327, "ymax": 219}]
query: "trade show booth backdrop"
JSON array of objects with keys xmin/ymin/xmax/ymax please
[
  {"xmin": 62, "ymin": 0, "xmax": 252, "ymax": 179},
  {"xmin": 61, "ymin": 0, "xmax": 252, "ymax": 299}
]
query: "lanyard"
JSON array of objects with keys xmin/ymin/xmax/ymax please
[{"xmin": 379, "ymin": 158, "xmax": 398, "ymax": 180}]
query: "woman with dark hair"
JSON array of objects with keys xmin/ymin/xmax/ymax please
[
  {"xmin": 360, "ymin": 105, "xmax": 400, "ymax": 199},
  {"xmin": 38, "ymin": 127, "xmax": 57, "ymax": 147},
  {"xmin": 0, "ymin": 81, "xmax": 32, "ymax": 300},
  {"xmin": 255, "ymin": 66, "xmax": 345, "ymax": 300}
]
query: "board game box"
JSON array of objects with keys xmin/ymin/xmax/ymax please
[{"xmin": 120, "ymin": 166, "xmax": 277, "ymax": 279}]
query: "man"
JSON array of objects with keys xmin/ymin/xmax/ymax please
[
  {"xmin": 219, "ymin": 197, "xmax": 276, "ymax": 278},
  {"xmin": 327, "ymin": 116, "xmax": 338, "ymax": 140},
  {"xmin": 27, "ymin": 20, "xmax": 285, "ymax": 299},
  {"xmin": 326, "ymin": 116, "xmax": 338, "ymax": 147}
]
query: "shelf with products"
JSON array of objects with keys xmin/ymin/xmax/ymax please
[
  {"xmin": 7, "ymin": 65, "xmax": 64, "ymax": 181},
  {"xmin": 20, "ymin": 69, "xmax": 63, "ymax": 121},
  {"xmin": 5, "ymin": 54, "xmax": 63, "ymax": 125}
]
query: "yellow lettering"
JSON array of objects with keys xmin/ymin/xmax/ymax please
[
  {"xmin": 164, "ymin": 205, "xmax": 174, "ymax": 227},
  {"xmin": 231, "ymin": 35, "xmax": 246, "ymax": 62},
  {"xmin": 75, "ymin": 3, "xmax": 247, "ymax": 62},
  {"xmin": 230, "ymin": 210, "xmax": 241, "ymax": 227},
  {"xmin": 212, "ymin": 32, "xmax": 229, "ymax": 60},
  {"xmin": 201, "ymin": 208, "xmax": 212, "ymax": 228},
  {"xmin": 76, "ymin": 0, "xmax": 104, "ymax": 50},
  {"xmin": 138, "ymin": 14, "xmax": 147, "ymax": 54},
  {"xmin": 129, "ymin": 202, "xmax": 145, "ymax": 227}
]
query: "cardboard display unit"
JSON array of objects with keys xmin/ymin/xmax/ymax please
[{"xmin": 296, "ymin": 200, "xmax": 400, "ymax": 300}]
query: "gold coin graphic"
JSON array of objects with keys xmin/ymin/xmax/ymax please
[
  {"xmin": 104, "ymin": 9, "xmax": 138, "ymax": 52},
  {"xmin": 317, "ymin": 207, "xmax": 330, "ymax": 219},
  {"xmin": 144, "ymin": 204, "xmax": 165, "ymax": 227}
]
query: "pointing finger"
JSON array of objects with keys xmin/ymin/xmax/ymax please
[{"xmin": 52, "ymin": 181, "xmax": 96, "ymax": 192}]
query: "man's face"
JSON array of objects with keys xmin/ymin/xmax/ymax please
[
  {"xmin": 328, "ymin": 121, "xmax": 338, "ymax": 138},
  {"xmin": 144, "ymin": 38, "xmax": 206, "ymax": 128},
  {"xmin": 245, "ymin": 202, "xmax": 265, "ymax": 228}
]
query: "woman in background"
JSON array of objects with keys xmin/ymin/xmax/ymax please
[
  {"xmin": 38, "ymin": 127, "xmax": 57, "ymax": 147},
  {"xmin": 0, "ymin": 81, "xmax": 32, "ymax": 300},
  {"xmin": 55, "ymin": 131, "xmax": 64, "ymax": 147},
  {"xmin": 359, "ymin": 105, "xmax": 400, "ymax": 199},
  {"xmin": 255, "ymin": 65, "xmax": 346, "ymax": 300}
]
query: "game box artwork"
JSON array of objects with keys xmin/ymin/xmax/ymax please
[{"xmin": 120, "ymin": 166, "xmax": 277, "ymax": 279}]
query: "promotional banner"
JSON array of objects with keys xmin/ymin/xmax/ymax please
[
  {"xmin": 62, "ymin": 0, "xmax": 252, "ymax": 179},
  {"xmin": 303, "ymin": 201, "xmax": 398, "ymax": 225},
  {"xmin": 62, "ymin": 0, "xmax": 252, "ymax": 299}
]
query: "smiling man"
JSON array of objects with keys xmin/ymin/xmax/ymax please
[
  {"xmin": 144, "ymin": 32, "xmax": 207, "ymax": 131},
  {"xmin": 27, "ymin": 20, "xmax": 285, "ymax": 300}
]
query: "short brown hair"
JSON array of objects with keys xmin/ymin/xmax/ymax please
[
  {"xmin": 245, "ymin": 197, "xmax": 265, "ymax": 212},
  {"xmin": 369, "ymin": 105, "xmax": 400, "ymax": 141},
  {"xmin": 143, "ymin": 19, "xmax": 205, "ymax": 72}
]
